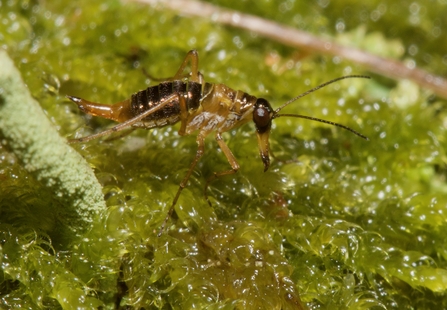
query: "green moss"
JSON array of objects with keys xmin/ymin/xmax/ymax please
[{"xmin": 1, "ymin": 0, "xmax": 447, "ymax": 309}]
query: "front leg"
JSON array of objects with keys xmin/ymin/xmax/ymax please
[{"xmin": 204, "ymin": 132, "xmax": 240, "ymax": 205}]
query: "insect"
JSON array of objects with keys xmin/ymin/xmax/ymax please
[{"xmin": 67, "ymin": 50, "xmax": 369, "ymax": 236}]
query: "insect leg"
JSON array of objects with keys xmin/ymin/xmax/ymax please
[
  {"xmin": 142, "ymin": 67, "xmax": 190, "ymax": 82},
  {"xmin": 158, "ymin": 134, "xmax": 206, "ymax": 236},
  {"xmin": 204, "ymin": 132, "xmax": 240, "ymax": 206},
  {"xmin": 173, "ymin": 50, "xmax": 201, "ymax": 83},
  {"xmin": 68, "ymin": 93, "xmax": 179, "ymax": 143},
  {"xmin": 104, "ymin": 127, "xmax": 137, "ymax": 142},
  {"xmin": 177, "ymin": 93, "xmax": 189, "ymax": 136}
]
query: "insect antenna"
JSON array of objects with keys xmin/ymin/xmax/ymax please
[
  {"xmin": 272, "ymin": 75, "xmax": 370, "ymax": 140},
  {"xmin": 272, "ymin": 113, "xmax": 368, "ymax": 140}
]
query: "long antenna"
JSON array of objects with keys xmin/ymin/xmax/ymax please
[
  {"xmin": 272, "ymin": 113, "xmax": 368, "ymax": 140},
  {"xmin": 271, "ymin": 75, "xmax": 370, "ymax": 140},
  {"xmin": 274, "ymin": 75, "xmax": 370, "ymax": 113}
]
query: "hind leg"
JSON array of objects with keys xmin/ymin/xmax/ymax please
[{"xmin": 172, "ymin": 50, "xmax": 202, "ymax": 83}]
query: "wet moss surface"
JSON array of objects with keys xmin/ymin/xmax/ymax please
[{"xmin": 1, "ymin": 0, "xmax": 447, "ymax": 309}]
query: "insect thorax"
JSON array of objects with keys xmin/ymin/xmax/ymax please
[{"xmin": 184, "ymin": 83, "xmax": 257, "ymax": 134}]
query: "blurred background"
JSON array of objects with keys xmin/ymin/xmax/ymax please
[{"xmin": 1, "ymin": 0, "xmax": 447, "ymax": 309}]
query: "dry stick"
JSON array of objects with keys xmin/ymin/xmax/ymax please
[{"xmin": 129, "ymin": 0, "xmax": 447, "ymax": 99}]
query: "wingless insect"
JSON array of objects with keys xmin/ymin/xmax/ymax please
[{"xmin": 67, "ymin": 50, "xmax": 369, "ymax": 236}]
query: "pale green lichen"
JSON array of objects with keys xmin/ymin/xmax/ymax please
[{"xmin": 0, "ymin": 50, "xmax": 106, "ymax": 243}]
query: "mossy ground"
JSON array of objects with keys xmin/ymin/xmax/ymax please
[{"xmin": 1, "ymin": 0, "xmax": 447, "ymax": 309}]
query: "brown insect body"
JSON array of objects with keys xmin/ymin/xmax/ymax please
[
  {"xmin": 70, "ymin": 82, "xmax": 260, "ymax": 141},
  {"xmin": 67, "ymin": 50, "xmax": 369, "ymax": 235},
  {"xmin": 130, "ymin": 81, "xmax": 202, "ymax": 129}
]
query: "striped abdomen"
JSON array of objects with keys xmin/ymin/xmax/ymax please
[{"xmin": 130, "ymin": 80, "xmax": 206, "ymax": 128}]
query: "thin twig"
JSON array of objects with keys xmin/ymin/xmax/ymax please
[{"xmin": 129, "ymin": 0, "xmax": 447, "ymax": 99}]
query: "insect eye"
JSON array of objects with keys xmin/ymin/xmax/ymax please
[{"xmin": 253, "ymin": 98, "xmax": 273, "ymax": 133}]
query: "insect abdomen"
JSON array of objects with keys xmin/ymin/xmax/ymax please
[{"xmin": 130, "ymin": 81, "xmax": 203, "ymax": 128}]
